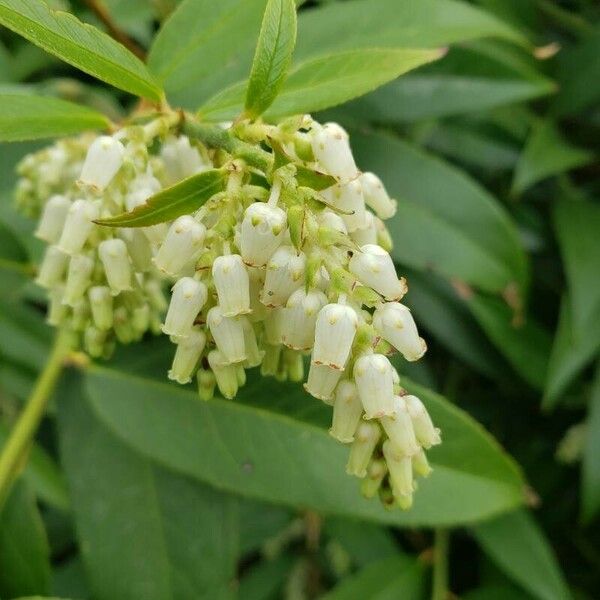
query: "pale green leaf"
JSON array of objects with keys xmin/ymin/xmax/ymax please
[
  {"xmin": 245, "ymin": 0, "xmax": 297, "ymax": 118},
  {"xmin": 582, "ymin": 363, "xmax": 600, "ymax": 523},
  {"xmin": 0, "ymin": 0, "xmax": 162, "ymax": 100},
  {"xmin": 0, "ymin": 94, "xmax": 109, "ymax": 142}
]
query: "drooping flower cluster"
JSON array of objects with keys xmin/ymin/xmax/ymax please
[{"xmin": 17, "ymin": 114, "xmax": 440, "ymax": 510}]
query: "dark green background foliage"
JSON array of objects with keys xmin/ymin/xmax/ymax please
[{"xmin": 0, "ymin": 0, "xmax": 599, "ymax": 598}]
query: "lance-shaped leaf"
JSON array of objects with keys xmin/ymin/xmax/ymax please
[
  {"xmin": 96, "ymin": 168, "xmax": 227, "ymax": 228},
  {"xmin": 245, "ymin": 0, "xmax": 297, "ymax": 118},
  {"xmin": 0, "ymin": 94, "xmax": 110, "ymax": 142},
  {"xmin": 0, "ymin": 0, "xmax": 162, "ymax": 100},
  {"xmin": 200, "ymin": 47, "xmax": 443, "ymax": 121}
]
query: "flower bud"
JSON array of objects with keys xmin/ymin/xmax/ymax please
[
  {"xmin": 382, "ymin": 439, "xmax": 414, "ymax": 502},
  {"xmin": 412, "ymin": 449, "xmax": 432, "ymax": 478},
  {"xmin": 207, "ymin": 306, "xmax": 246, "ymax": 364},
  {"xmin": 119, "ymin": 228, "xmax": 152, "ymax": 272},
  {"xmin": 247, "ymin": 267, "xmax": 268, "ymax": 322},
  {"xmin": 304, "ymin": 363, "xmax": 342, "ymax": 403},
  {"xmin": 161, "ymin": 135, "xmax": 207, "ymax": 183},
  {"xmin": 360, "ymin": 459, "xmax": 387, "ymax": 499},
  {"xmin": 212, "ymin": 254, "xmax": 251, "ymax": 316},
  {"xmin": 346, "ymin": 421, "xmax": 381, "ymax": 478},
  {"xmin": 261, "ymin": 343, "xmax": 282, "ymax": 377},
  {"xmin": 242, "ymin": 318, "xmax": 263, "ymax": 368},
  {"xmin": 360, "ymin": 172, "xmax": 397, "ymax": 220},
  {"xmin": 84, "ymin": 325, "xmax": 107, "ymax": 358},
  {"xmin": 35, "ymin": 195, "xmax": 70, "ymax": 243},
  {"xmin": 380, "ymin": 396, "xmax": 419, "ymax": 457},
  {"xmin": 350, "ymin": 210, "xmax": 378, "ymax": 247},
  {"xmin": 261, "ymin": 246, "xmax": 306, "ymax": 308},
  {"xmin": 240, "ymin": 202, "xmax": 286, "ymax": 267},
  {"xmin": 405, "ymin": 394, "xmax": 441, "ymax": 448},
  {"xmin": 282, "ymin": 348, "xmax": 304, "ymax": 382},
  {"xmin": 168, "ymin": 326, "xmax": 207, "ymax": 384},
  {"xmin": 311, "ymin": 123, "xmax": 358, "ymax": 181},
  {"xmin": 372, "ymin": 302, "xmax": 426, "ymax": 362},
  {"xmin": 57, "ymin": 199, "xmax": 99, "ymax": 256},
  {"xmin": 70, "ymin": 298, "xmax": 90, "ymax": 332},
  {"xmin": 154, "ymin": 216, "xmax": 206, "ymax": 276},
  {"xmin": 132, "ymin": 304, "xmax": 150, "ymax": 334},
  {"xmin": 47, "ymin": 286, "xmax": 67, "ymax": 326},
  {"xmin": 98, "ymin": 238, "xmax": 132, "ymax": 295},
  {"xmin": 353, "ymin": 353, "xmax": 396, "ymax": 419},
  {"xmin": 349, "ymin": 244, "xmax": 406, "ymax": 301},
  {"xmin": 36, "ymin": 245, "xmax": 68, "ymax": 289},
  {"xmin": 264, "ymin": 307, "xmax": 284, "ymax": 345},
  {"xmin": 207, "ymin": 349, "xmax": 238, "ymax": 399},
  {"xmin": 312, "ymin": 302, "xmax": 358, "ymax": 370},
  {"xmin": 318, "ymin": 209, "xmax": 347, "ymax": 234},
  {"xmin": 79, "ymin": 135, "xmax": 125, "ymax": 191},
  {"xmin": 145, "ymin": 279, "xmax": 168, "ymax": 313},
  {"xmin": 162, "ymin": 277, "xmax": 207, "ymax": 337},
  {"xmin": 282, "ymin": 288, "xmax": 327, "ymax": 351},
  {"xmin": 88, "ymin": 285, "xmax": 113, "ymax": 330},
  {"xmin": 322, "ymin": 180, "xmax": 366, "ymax": 232},
  {"xmin": 63, "ymin": 254, "xmax": 94, "ymax": 306},
  {"xmin": 330, "ymin": 380, "xmax": 363, "ymax": 443},
  {"xmin": 197, "ymin": 367, "xmax": 216, "ymax": 401}
]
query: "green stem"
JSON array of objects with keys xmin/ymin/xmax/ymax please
[
  {"xmin": 432, "ymin": 528, "xmax": 450, "ymax": 600},
  {"xmin": 536, "ymin": 0, "xmax": 592, "ymax": 36},
  {"xmin": 0, "ymin": 329, "xmax": 71, "ymax": 510},
  {"xmin": 182, "ymin": 118, "xmax": 273, "ymax": 173}
]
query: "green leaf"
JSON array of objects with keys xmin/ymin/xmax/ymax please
[
  {"xmin": 553, "ymin": 196, "xmax": 600, "ymax": 337},
  {"xmin": 544, "ymin": 296, "xmax": 600, "ymax": 410},
  {"xmin": 237, "ymin": 555, "xmax": 294, "ymax": 600},
  {"xmin": 200, "ymin": 48, "xmax": 443, "ymax": 121},
  {"xmin": 472, "ymin": 509, "xmax": 572, "ymax": 600},
  {"xmin": 245, "ymin": 0, "xmax": 297, "ymax": 118},
  {"xmin": 467, "ymin": 295, "xmax": 550, "ymax": 390},
  {"xmin": 511, "ymin": 122, "xmax": 594, "ymax": 195},
  {"xmin": 57, "ymin": 376, "xmax": 239, "ymax": 600},
  {"xmin": 0, "ymin": 94, "xmax": 109, "ymax": 142},
  {"xmin": 0, "ymin": 481, "xmax": 51, "ymax": 598},
  {"xmin": 148, "ymin": 0, "xmax": 268, "ymax": 108},
  {"xmin": 83, "ymin": 363, "xmax": 525, "ymax": 527},
  {"xmin": 582, "ymin": 363, "xmax": 600, "ymax": 523},
  {"xmin": 351, "ymin": 131, "xmax": 528, "ymax": 296},
  {"xmin": 0, "ymin": 0, "xmax": 162, "ymax": 100},
  {"xmin": 96, "ymin": 168, "xmax": 227, "ymax": 227},
  {"xmin": 321, "ymin": 556, "xmax": 424, "ymax": 600}
]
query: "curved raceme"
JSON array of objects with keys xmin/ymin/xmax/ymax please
[{"xmin": 17, "ymin": 115, "xmax": 439, "ymax": 510}]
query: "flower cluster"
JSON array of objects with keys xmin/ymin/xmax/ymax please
[{"xmin": 17, "ymin": 114, "xmax": 440, "ymax": 510}]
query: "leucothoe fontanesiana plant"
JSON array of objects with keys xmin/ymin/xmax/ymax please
[{"xmin": 0, "ymin": 0, "xmax": 450, "ymax": 517}]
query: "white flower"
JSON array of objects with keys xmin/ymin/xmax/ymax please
[
  {"xmin": 168, "ymin": 326, "xmax": 207, "ymax": 384},
  {"xmin": 281, "ymin": 288, "xmax": 327, "ymax": 351},
  {"xmin": 260, "ymin": 246, "xmax": 306, "ymax": 308},
  {"xmin": 321, "ymin": 180, "xmax": 366, "ymax": 232},
  {"xmin": 47, "ymin": 286, "xmax": 67, "ymax": 326},
  {"xmin": 312, "ymin": 302, "xmax": 358, "ymax": 369},
  {"xmin": 98, "ymin": 238, "xmax": 132, "ymax": 295},
  {"xmin": 162, "ymin": 277, "xmax": 207, "ymax": 337},
  {"xmin": 311, "ymin": 122, "xmax": 358, "ymax": 181},
  {"xmin": 346, "ymin": 421, "xmax": 381, "ymax": 478},
  {"xmin": 207, "ymin": 306, "xmax": 246, "ymax": 364},
  {"xmin": 330, "ymin": 380, "xmax": 363, "ymax": 443},
  {"xmin": 382, "ymin": 440, "xmax": 414, "ymax": 504},
  {"xmin": 154, "ymin": 215, "xmax": 206, "ymax": 276},
  {"xmin": 240, "ymin": 202, "xmax": 286, "ymax": 267},
  {"xmin": 63, "ymin": 254, "xmax": 94, "ymax": 306},
  {"xmin": 84, "ymin": 325, "xmax": 106, "ymax": 358},
  {"xmin": 264, "ymin": 307, "xmax": 285, "ymax": 345},
  {"xmin": 57, "ymin": 199, "xmax": 99, "ymax": 256},
  {"xmin": 304, "ymin": 363, "xmax": 342, "ymax": 404},
  {"xmin": 119, "ymin": 228, "xmax": 152, "ymax": 272},
  {"xmin": 349, "ymin": 244, "xmax": 407, "ymax": 301},
  {"xmin": 405, "ymin": 394, "xmax": 441, "ymax": 448},
  {"xmin": 360, "ymin": 172, "xmax": 397, "ymax": 220},
  {"xmin": 212, "ymin": 254, "xmax": 251, "ymax": 316},
  {"xmin": 350, "ymin": 210, "xmax": 378, "ymax": 247},
  {"xmin": 35, "ymin": 245, "xmax": 67, "ymax": 289},
  {"xmin": 372, "ymin": 302, "xmax": 427, "ymax": 362},
  {"xmin": 412, "ymin": 449, "xmax": 432, "ymax": 478},
  {"xmin": 207, "ymin": 349, "xmax": 239, "ymax": 399},
  {"xmin": 88, "ymin": 285, "xmax": 113, "ymax": 330},
  {"xmin": 79, "ymin": 136, "xmax": 125, "ymax": 191},
  {"xmin": 242, "ymin": 318, "xmax": 263, "ymax": 368},
  {"xmin": 353, "ymin": 353, "xmax": 396, "ymax": 419},
  {"xmin": 35, "ymin": 195, "xmax": 70, "ymax": 243},
  {"xmin": 380, "ymin": 396, "xmax": 420, "ymax": 457},
  {"xmin": 160, "ymin": 135, "xmax": 207, "ymax": 184}
]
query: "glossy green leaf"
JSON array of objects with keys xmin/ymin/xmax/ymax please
[
  {"xmin": 0, "ymin": 0, "xmax": 162, "ymax": 100},
  {"xmin": 148, "ymin": 0, "xmax": 267, "ymax": 108},
  {"xmin": 200, "ymin": 48, "xmax": 443, "ymax": 121},
  {"xmin": 321, "ymin": 556, "xmax": 424, "ymax": 600},
  {"xmin": 544, "ymin": 295, "xmax": 600, "ymax": 410},
  {"xmin": 472, "ymin": 509, "xmax": 572, "ymax": 600},
  {"xmin": 83, "ymin": 364, "xmax": 525, "ymax": 527},
  {"xmin": 0, "ymin": 481, "xmax": 51, "ymax": 598},
  {"xmin": 512, "ymin": 122, "xmax": 593, "ymax": 195},
  {"xmin": 96, "ymin": 168, "xmax": 227, "ymax": 227},
  {"xmin": 468, "ymin": 295, "xmax": 550, "ymax": 390},
  {"xmin": 57, "ymin": 376, "xmax": 239, "ymax": 600},
  {"xmin": 0, "ymin": 94, "xmax": 109, "ymax": 142},
  {"xmin": 245, "ymin": 0, "xmax": 297, "ymax": 118},
  {"xmin": 582, "ymin": 363, "xmax": 600, "ymax": 523},
  {"xmin": 351, "ymin": 131, "xmax": 528, "ymax": 296}
]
